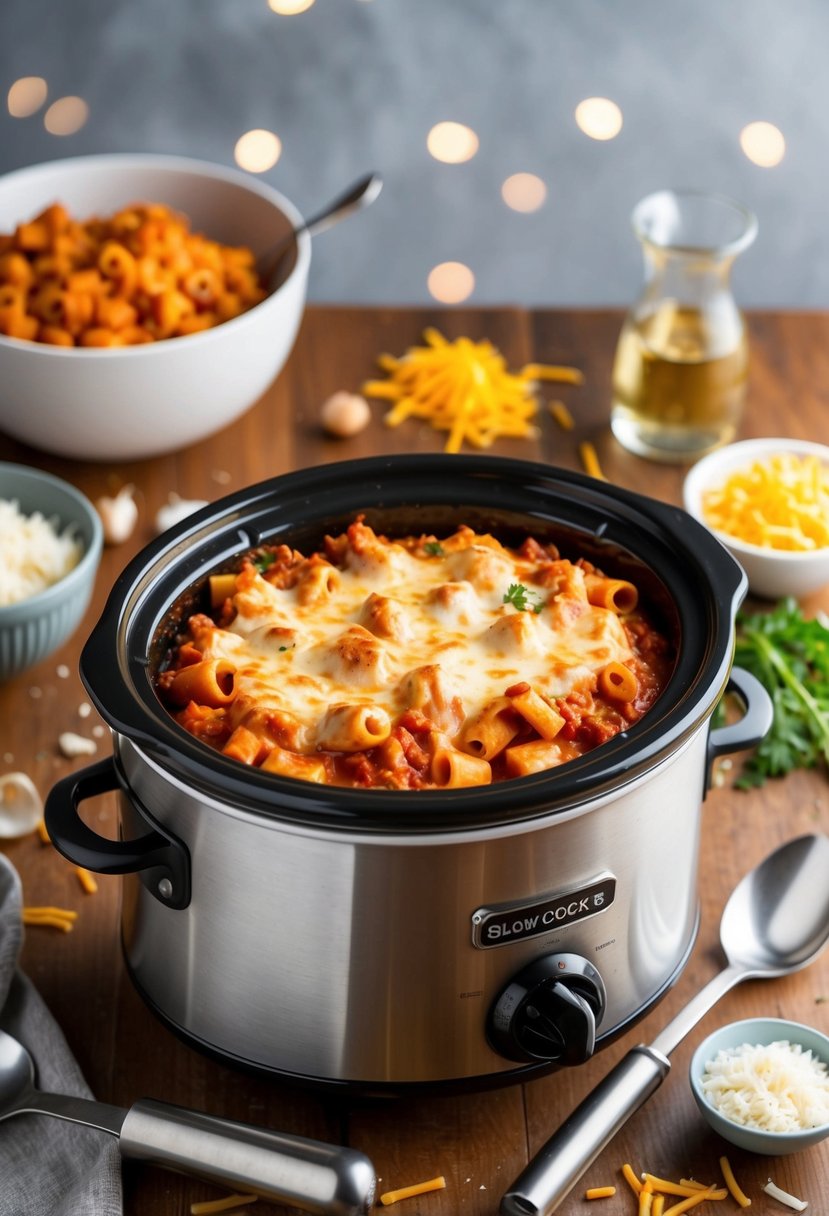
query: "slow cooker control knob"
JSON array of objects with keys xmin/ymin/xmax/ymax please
[{"xmin": 488, "ymin": 953, "xmax": 606, "ymax": 1065}]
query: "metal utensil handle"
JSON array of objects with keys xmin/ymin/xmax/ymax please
[
  {"xmin": 120, "ymin": 1099, "xmax": 375, "ymax": 1216},
  {"xmin": 499, "ymin": 1046, "xmax": 670, "ymax": 1216}
]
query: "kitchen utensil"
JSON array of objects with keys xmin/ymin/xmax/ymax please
[
  {"xmin": 44, "ymin": 455, "xmax": 771, "ymax": 1090},
  {"xmin": 500, "ymin": 832, "xmax": 829, "ymax": 1216},
  {"xmin": 0, "ymin": 1028, "xmax": 374, "ymax": 1215},
  {"xmin": 257, "ymin": 172, "xmax": 382, "ymax": 287}
]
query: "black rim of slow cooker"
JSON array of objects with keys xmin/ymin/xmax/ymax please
[{"xmin": 81, "ymin": 454, "xmax": 746, "ymax": 832}]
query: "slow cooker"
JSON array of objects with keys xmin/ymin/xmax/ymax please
[{"xmin": 45, "ymin": 456, "xmax": 771, "ymax": 1091}]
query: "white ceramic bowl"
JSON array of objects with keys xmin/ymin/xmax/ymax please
[
  {"xmin": 683, "ymin": 438, "xmax": 829, "ymax": 599},
  {"xmin": 0, "ymin": 154, "xmax": 311, "ymax": 461},
  {"xmin": 689, "ymin": 1017, "xmax": 829, "ymax": 1155},
  {"xmin": 0, "ymin": 462, "xmax": 102, "ymax": 680}
]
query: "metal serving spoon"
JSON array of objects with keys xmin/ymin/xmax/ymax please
[
  {"xmin": 258, "ymin": 171, "xmax": 383, "ymax": 288},
  {"xmin": 0, "ymin": 1029, "xmax": 375, "ymax": 1216},
  {"xmin": 501, "ymin": 833, "xmax": 829, "ymax": 1216}
]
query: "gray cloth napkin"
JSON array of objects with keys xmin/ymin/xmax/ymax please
[{"xmin": 0, "ymin": 853, "xmax": 122, "ymax": 1216}]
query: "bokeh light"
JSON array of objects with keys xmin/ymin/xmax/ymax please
[
  {"xmin": 427, "ymin": 122, "xmax": 479, "ymax": 164},
  {"xmin": 427, "ymin": 261, "xmax": 475, "ymax": 304},
  {"xmin": 501, "ymin": 173, "xmax": 547, "ymax": 213},
  {"xmin": 7, "ymin": 77, "xmax": 47, "ymax": 118},
  {"xmin": 268, "ymin": 0, "xmax": 315, "ymax": 13},
  {"xmin": 574, "ymin": 97, "xmax": 623, "ymax": 141},
  {"xmin": 234, "ymin": 129, "xmax": 283, "ymax": 173},
  {"xmin": 43, "ymin": 96, "xmax": 89, "ymax": 136},
  {"xmin": 740, "ymin": 121, "xmax": 786, "ymax": 168}
]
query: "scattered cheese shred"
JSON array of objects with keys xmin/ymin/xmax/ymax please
[
  {"xmin": 585, "ymin": 1186, "xmax": 616, "ymax": 1200},
  {"xmin": 700, "ymin": 1039, "xmax": 829, "ymax": 1132},
  {"xmin": 379, "ymin": 1175, "xmax": 446, "ymax": 1206},
  {"xmin": 622, "ymin": 1164, "xmax": 643, "ymax": 1196},
  {"xmin": 579, "ymin": 440, "xmax": 606, "ymax": 480},
  {"xmin": 639, "ymin": 1180, "xmax": 654, "ymax": 1215},
  {"xmin": 22, "ymin": 906, "xmax": 77, "ymax": 932},
  {"xmin": 0, "ymin": 498, "xmax": 82, "ymax": 607},
  {"xmin": 702, "ymin": 452, "xmax": 829, "ymax": 552},
  {"xmin": 719, "ymin": 1157, "xmax": 751, "ymax": 1208},
  {"xmin": 363, "ymin": 328, "xmax": 582, "ymax": 453},
  {"xmin": 74, "ymin": 865, "xmax": 99, "ymax": 894},
  {"xmin": 643, "ymin": 1175, "xmax": 726, "ymax": 1200},
  {"xmin": 652, "ymin": 1197, "xmax": 665, "ymax": 1216},
  {"xmin": 662, "ymin": 1185, "xmax": 718, "ymax": 1216},
  {"xmin": 190, "ymin": 1195, "xmax": 258, "ymax": 1215},
  {"xmin": 763, "ymin": 1179, "xmax": 808, "ymax": 1211},
  {"xmin": 548, "ymin": 399, "xmax": 575, "ymax": 430}
]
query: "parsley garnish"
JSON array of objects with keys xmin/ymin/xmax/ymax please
[
  {"xmin": 503, "ymin": 582, "xmax": 544, "ymax": 614},
  {"xmin": 253, "ymin": 550, "xmax": 276, "ymax": 574},
  {"xmin": 729, "ymin": 598, "xmax": 829, "ymax": 788},
  {"xmin": 423, "ymin": 541, "xmax": 445, "ymax": 557},
  {"xmin": 278, "ymin": 644, "xmax": 295, "ymax": 652}
]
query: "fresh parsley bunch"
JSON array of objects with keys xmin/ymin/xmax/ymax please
[{"xmin": 732, "ymin": 598, "xmax": 829, "ymax": 788}]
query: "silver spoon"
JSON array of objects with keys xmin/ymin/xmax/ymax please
[
  {"xmin": 0, "ymin": 1029, "xmax": 375, "ymax": 1216},
  {"xmin": 258, "ymin": 171, "xmax": 382, "ymax": 288},
  {"xmin": 501, "ymin": 833, "xmax": 829, "ymax": 1216}
]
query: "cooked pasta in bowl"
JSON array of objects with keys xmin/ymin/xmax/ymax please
[{"xmin": 0, "ymin": 154, "xmax": 310, "ymax": 459}]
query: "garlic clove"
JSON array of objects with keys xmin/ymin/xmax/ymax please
[
  {"xmin": 58, "ymin": 732, "xmax": 97, "ymax": 758},
  {"xmin": 321, "ymin": 391, "xmax": 371, "ymax": 438},
  {"xmin": 0, "ymin": 772, "xmax": 43, "ymax": 839},
  {"xmin": 96, "ymin": 484, "xmax": 138, "ymax": 545},
  {"xmin": 155, "ymin": 494, "xmax": 209, "ymax": 535}
]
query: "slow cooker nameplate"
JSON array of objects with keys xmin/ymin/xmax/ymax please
[{"xmin": 471, "ymin": 874, "xmax": 616, "ymax": 948}]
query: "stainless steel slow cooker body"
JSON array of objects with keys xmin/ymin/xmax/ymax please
[{"xmin": 45, "ymin": 455, "xmax": 771, "ymax": 1091}]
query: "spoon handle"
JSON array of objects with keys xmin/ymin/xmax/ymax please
[
  {"xmin": 499, "ymin": 1046, "xmax": 671, "ymax": 1216},
  {"xmin": 119, "ymin": 1099, "xmax": 375, "ymax": 1216}
]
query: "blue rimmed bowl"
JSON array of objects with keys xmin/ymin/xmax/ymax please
[
  {"xmin": 0, "ymin": 462, "xmax": 102, "ymax": 680},
  {"xmin": 690, "ymin": 1017, "xmax": 829, "ymax": 1155}
]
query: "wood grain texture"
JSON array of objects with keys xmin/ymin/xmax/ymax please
[{"xmin": 0, "ymin": 308, "xmax": 827, "ymax": 1215}]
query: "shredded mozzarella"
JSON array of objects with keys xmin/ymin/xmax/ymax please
[
  {"xmin": 763, "ymin": 1179, "xmax": 808, "ymax": 1211},
  {"xmin": 701, "ymin": 1039, "xmax": 829, "ymax": 1133},
  {"xmin": 0, "ymin": 498, "xmax": 82, "ymax": 606}
]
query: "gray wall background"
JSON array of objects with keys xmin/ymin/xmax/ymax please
[{"xmin": 0, "ymin": 0, "xmax": 823, "ymax": 308}]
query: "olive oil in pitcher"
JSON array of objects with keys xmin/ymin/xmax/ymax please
[
  {"xmin": 610, "ymin": 191, "xmax": 757, "ymax": 463},
  {"xmin": 611, "ymin": 301, "xmax": 749, "ymax": 461}
]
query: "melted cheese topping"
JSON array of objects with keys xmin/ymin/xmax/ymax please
[
  {"xmin": 202, "ymin": 538, "xmax": 632, "ymax": 735},
  {"xmin": 159, "ymin": 522, "xmax": 669, "ymax": 788}
]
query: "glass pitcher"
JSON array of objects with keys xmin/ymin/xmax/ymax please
[{"xmin": 611, "ymin": 189, "xmax": 758, "ymax": 462}]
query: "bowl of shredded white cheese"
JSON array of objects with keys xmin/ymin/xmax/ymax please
[
  {"xmin": 690, "ymin": 1017, "xmax": 829, "ymax": 1155},
  {"xmin": 0, "ymin": 462, "xmax": 102, "ymax": 680}
]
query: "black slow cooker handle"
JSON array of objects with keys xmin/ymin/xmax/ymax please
[
  {"xmin": 44, "ymin": 756, "xmax": 190, "ymax": 909},
  {"xmin": 705, "ymin": 665, "xmax": 774, "ymax": 792}
]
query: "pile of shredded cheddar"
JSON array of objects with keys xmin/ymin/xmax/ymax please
[
  {"xmin": 363, "ymin": 328, "xmax": 582, "ymax": 453},
  {"xmin": 702, "ymin": 452, "xmax": 829, "ymax": 551}
]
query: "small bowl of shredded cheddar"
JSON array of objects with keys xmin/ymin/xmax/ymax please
[
  {"xmin": 690, "ymin": 1018, "xmax": 829, "ymax": 1156},
  {"xmin": 683, "ymin": 438, "xmax": 829, "ymax": 599}
]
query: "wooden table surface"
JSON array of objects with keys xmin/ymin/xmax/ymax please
[{"xmin": 1, "ymin": 306, "xmax": 828, "ymax": 1215}]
